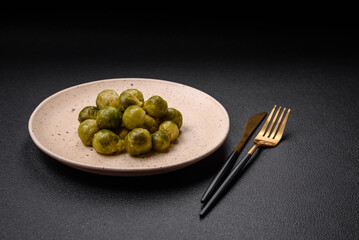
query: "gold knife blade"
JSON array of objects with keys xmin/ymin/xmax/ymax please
[{"xmin": 235, "ymin": 112, "xmax": 267, "ymax": 152}]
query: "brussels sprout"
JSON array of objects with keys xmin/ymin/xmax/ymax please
[
  {"xmin": 122, "ymin": 105, "xmax": 146, "ymax": 130},
  {"xmin": 152, "ymin": 131, "xmax": 170, "ymax": 152},
  {"xmin": 78, "ymin": 119, "xmax": 99, "ymax": 146},
  {"xmin": 119, "ymin": 89, "xmax": 144, "ymax": 108},
  {"xmin": 92, "ymin": 129, "xmax": 123, "ymax": 154},
  {"xmin": 96, "ymin": 89, "xmax": 121, "ymax": 109},
  {"xmin": 143, "ymin": 95, "xmax": 168, "ymax": 118},
  {"xmin": 117, "ymin": 139, "xmax": 125, "ymax": 153},
  {"xmin": 96, "ymin": 106, "xmax": 122, "ymax": 130},
  {"xmin": 124, "ymin": 128, "xmax": 152, "ymax": 156},
  {"xmin": 117, "ymin": 128, "xmax": 129, "ymax": 140},
  {"xmin": 161, "ymin": 108, "xmax": 183, "ymax": 129},
  {"xmin": 143, "ymin": 114, "xmax": 158, "ymax": 133},
  {"xmin": 78, "ymin": 106, "xmax": 98, "ymax": 123},
  {"xmin": 159, "ymin": 121, "xmax": 179, "ymax": 142}
]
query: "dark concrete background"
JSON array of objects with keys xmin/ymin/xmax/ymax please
[{"xmin": 1, "ymin": 13, "xmax": 358, "ymax": 239}]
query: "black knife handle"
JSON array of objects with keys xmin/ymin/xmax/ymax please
[
  {"xmin": 200, "ymin": 152, "xmax": 253, "ymax": 217},
  {"xmin": 201, "ymin": 150, "xmax": 240, "ymax": 204}
]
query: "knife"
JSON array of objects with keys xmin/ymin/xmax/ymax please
[{"xmin": 200, "ymin": 112, "xmax": 267, "ymax": 204}]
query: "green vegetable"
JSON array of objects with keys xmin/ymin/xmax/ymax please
[
  {"xmin": 159, "ymin": 121, "xmax": 179, "ymax": 142},
  {"xmin": 78, "ymin": 106, "xmax": 98, "ymax": 123},
  {"xmin": 119, "ymin": 89, "xmax": 144, "ymax": 108},
  {"xmin": 124, "ymin": 128, "xmax": 152, "ymax": 156},
  {"xmin": 78, "ymin": 88, "xmax": 183, "ymax": 156},
  {"xmin": 143, "ymin": 95, "xmax": 168, "ymax": 118},
  {"xmin": 96, "ymin": 106, "xmax": 122, "ymax": 130},
  {"xmin": 117, "ymin": 128, "xmax": 129, "ymax": 140},
  {"xmin": 122, "ymin": 105, "xmax": 146, "ymax": 130},
  {"xmin": 117, "ymin": 139, "xmax": 125, "ymax": 153},
  {"xmin": 96, "ymin": 89, "xmax": 121, "ymax": 109},
  {"xmin": 161, "ymin": 108, "xmax": 183, "ymax": 129},
  {"xmin": 152, "ymin": 131, "xmax": 170, "ymax": 152},
  {"xmin": 143, "ymin": 114, "xmax": 158, "ymax": 133},
  {"xmin": 78, "ymin": 119, "xmax": 99, "ymax": 146},
  {"xmin": 92, "ymin": 129, "xmax": 123, "ymax": 154}
]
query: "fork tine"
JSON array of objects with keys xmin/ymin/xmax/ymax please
[
  {"xmin": 265, "ymin": 106, "xmax": 281, "ymax": 137},
  {"xmin": 259, "ymin": 105, "xmax": 276, "ymax": 136},
  {"xmin": 274, "ymin": 109, "xmax": 291, "ymax": 140},
  {"xmin": 269, "ymin": 108, "xmax": 286, "ymax": 138}
]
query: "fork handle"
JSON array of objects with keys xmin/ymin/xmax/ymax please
[{"xmin": 200, "ymin": 151, "xmax": 256, "ymax": 217}]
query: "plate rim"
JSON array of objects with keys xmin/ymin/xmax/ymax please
[{"xmin": 28, "ymin": 78, "xmax": 230, "ymax": 176}]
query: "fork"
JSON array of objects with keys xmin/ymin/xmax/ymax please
[{"xmin": 200, "ymin": 105, "xmax": 291, "ymax": 217}]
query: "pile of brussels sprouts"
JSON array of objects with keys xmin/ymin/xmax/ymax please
[{"xmin": 77, "ymin": 89, "xmax": 183, "ymax": 156}]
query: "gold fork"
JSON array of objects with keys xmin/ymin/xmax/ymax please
[
  {"xmin": 200, "ymin": 105, "xmax": 291, "ymax": 217},
  {"xmin": 248, "ymin": 105, "xmax": 291, "ymax": 155}
]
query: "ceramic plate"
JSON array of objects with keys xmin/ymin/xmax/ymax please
[{"xmin": 28, "ymin": 78, "xmax": 230, "ymax": 176}]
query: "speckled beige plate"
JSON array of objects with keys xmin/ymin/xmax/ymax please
[{"xmin": 28, "ymin": 78, "xmax": 230, "ymax": 176}]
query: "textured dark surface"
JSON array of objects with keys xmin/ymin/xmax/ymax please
[{"xmin": 1, "ymin": 14, "xmax": 359, "ymax": 239}]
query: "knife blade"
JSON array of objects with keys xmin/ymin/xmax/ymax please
[
  {"xmin": 200, "ymin": 111, "xmax": 267, "ymax": 204},
  {"xmin": 235, "ymin": 112, "xmax": 267, "ymax": 152}
]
